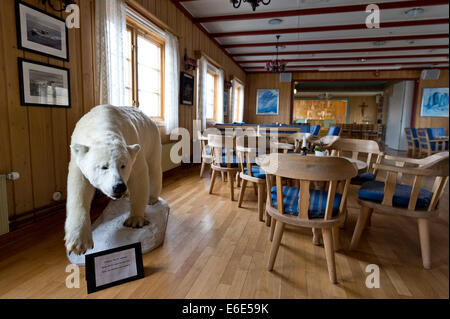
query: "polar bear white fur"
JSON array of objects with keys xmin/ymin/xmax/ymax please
[{"xmin": 65, "ymin": 104, "xmax": 162, "ymax": 255}]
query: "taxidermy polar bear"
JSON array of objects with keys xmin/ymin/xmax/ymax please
[{"xmin": 65, "ymin": 104, "xmax": 162, "ymax": 255}]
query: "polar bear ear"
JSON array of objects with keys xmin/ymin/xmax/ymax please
[
  {"xmin": 70, "ymin": 144, "xmax": 89, "ymax": 157},
  {"xmin": 127, "ymin": 144, "xmax": 141, "ymax": 159}
]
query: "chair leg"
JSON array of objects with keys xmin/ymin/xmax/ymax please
[
  {"xmin": 253, "ymin": 182, "xmax": 258, "ymax": 195},
  {"xmin": 269, "ymin": 217, "xmax": 276, "ymax": 241},
  {"xmin": 200, "ymin": 161, "xmax": 206, "ymax": 178},
  {"xmin": 221, "ymin": 172, "xmax": 226, "ymax": 182},
  {"xmin": 266, "ymin": 212, "xmax": 271, "ymax": 227},
  {"xmin": 312, "ymin": 228, "xmax": 322, "ymax": 246},
  {"xmin": 366, "ymin": 209, "xmax": 374, "ymax": 228},
  {"xmin": 238, "ymin": 179, "xmax": 248, "ymax": 207},
  {"xmin": 267, "ymin": 221, "xmax": 284, "ymax": 271},
  {"xmin": 418, "ymin": 218, "xmax": 431, "ymax": 269},
  {"xmin": 340, "ymin": 207, "xmax": 347, "ymax": 229},
  {"xmin": 228, "ymin": 171, "xmax": 235, "ymax": 201},
  {"xmin": 235, "ymin": 172, "xmax": 240, "ymax": 188},
  {"xmin": 257, "ymin": 183, "xmax": 265, "ymax": 222},
  {"xmin": 332, "ymin": 226, "xmax": 340, "ymax": 251},
  {"xmin": 349, "ymin": 206, "xmax": 372, "ymax": 250},
  {"xmin": 209, "ymin": 170, "xmax": 218, "ymax": 194},
  {"xmin": 322, "ymin": 228, "xmax": 337, "ymax": 284}
]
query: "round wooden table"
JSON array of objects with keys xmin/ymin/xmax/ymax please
[{"xmin": 255, "ymin": 153, "xmax": 367, "ymax": 174}]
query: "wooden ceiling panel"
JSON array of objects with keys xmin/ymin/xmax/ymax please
[{"xmin": 175, "ymin": 0, "xmax": 450, "ymax": 72}]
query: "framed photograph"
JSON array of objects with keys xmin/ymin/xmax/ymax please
[
  {"xmin": 85, "ymin": 243, "xmax": 144, "ymax": 294},
  {"xmin": 256, "ymin": 89, "xmax": 279, "ymax": 115},
  {"xmin": 18, "ymin": 58, "xmax": 71, "ymax": 108},
  {"xmin": 15, "ymin": 0, "xmax": 69, "ymax": 61},
  {"xmin": 420, "ymin": 88, "xmax": 449, "ymax": 117},
  {"xmin": 180, "ymin": 72, "xmax": 194, "ymax": 105}
]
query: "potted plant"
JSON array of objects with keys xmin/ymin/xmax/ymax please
[{"xmin": 314, "ymin": 142, "xmax": 328, "ymax": 156}]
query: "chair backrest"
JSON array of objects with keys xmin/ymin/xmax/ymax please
[
  {"xmin": 404, "ymin": 128, "xmax": 415, "ymax": 150},
  {"xmin": 373, "ymin": 152, "xmax": 449, "ymax": 211},
  {"xmin": 328, "ymin": 126, "xmax": 341, "ymax": 136},
  {"xmin": 260, "ymin": 154, "xmax": 357, "ymax": 220},
  {"xmin": 236, "ymin": 135, "xmax": 259, "ymax": 178},
  {"xmin": 208, "ymin": 134, "xmax": 235, "ymax": 168},
  {"xmin": 331, "ymin": 138, "xmax": 384, "ymax": 175},
  {"xmin": 311, "ymin": 125, "xmax": 321, "ymax": 136},
  {"xmin": 417, "ymin": 128, "xmax": 431, "ymax": 151}
]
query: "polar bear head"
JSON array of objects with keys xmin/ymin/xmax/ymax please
[{"xmin": 71, "ymin": 142, "xmax": 141, "ymax": 200}]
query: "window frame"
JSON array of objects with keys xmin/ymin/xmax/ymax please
[{"xmin": 125, "ymin": 17, "xmax": 165, "ymax": 122}]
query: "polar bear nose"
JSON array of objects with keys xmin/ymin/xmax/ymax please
[{"xmin": 113, "ymin": 182, "xmax": 127, "ymax": 195}]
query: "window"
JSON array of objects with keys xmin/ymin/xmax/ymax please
[
  {"xmin": 206, "ymin": 69, "xmax": 218, "ymax": 121},
  {"xmin": 124, "ymin": 19, "xmax": 165, "ymax": 120}
]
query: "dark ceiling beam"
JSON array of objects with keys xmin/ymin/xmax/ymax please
[
  {"xmin": 238, "ymin": 54, "xmax": 450, "ymax": 64},
  {"xmin": 211, "ymin": 19, "xmax": 449, "ymax": 38},
  {"xmin": 223, "ymin": 34, "xmax": 449, "ymax": 48},
  {"xmin": 244, "ymin": 61, "xmax": 450, "ymax": 70},
  {"xmin": 231, "ymin": 45, "xmax": 449, "ymax": 57},
  {"xmin": 195, "ymin": 0, "xmax": 449, "ymax": 23}
]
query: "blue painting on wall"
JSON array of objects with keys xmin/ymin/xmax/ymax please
[
  {"xmin": 420, "ymin": 88, "xmax": 449, "ymax": 117},
  {"xmin": 256, "ymin": 89, "xmax": 279, "ymax": 115}
]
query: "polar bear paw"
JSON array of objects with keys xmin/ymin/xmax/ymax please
[
  {"xmin": 65, "ymin": 225, "xmax": 94, "ymax": 255},
  {"xmin": 124, "ymin": 216, "xmax": 150, "ymax": 228}
]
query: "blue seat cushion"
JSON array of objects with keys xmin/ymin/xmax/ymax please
[
  {"xmin": 358, "ymin": 180, "xmax": 433, "ymax": 209},
  {"xmin": 206, "ymin": 148, "xmax": 231, "ymax": 156},
  {"xmin": 328, "ymin": 126, "xmax": 341, "ymax": 136},
  {"xmin": 351, "ymin": 172, "xmax": 375, "ymax": 184},
  {"xmin": 219, "ymin": 155, "xmax": 246, "ymax": 168},
  {"xmin": 270, "ymin": 186, "xmax": 342, "ymax": 219},
  {"xmin": 244, "ymin": 166, "xmax": 266, "ymax": 179}
]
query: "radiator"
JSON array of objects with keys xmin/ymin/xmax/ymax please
[{"xmin": 0, "ymin": 175, "xmax": 9, "ymax": 235}]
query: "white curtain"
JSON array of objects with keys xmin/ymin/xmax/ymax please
[
  {"xmin": 197, "ymin": 57, "xmax": 208, "ymax": 131},
  {"xmin": 231, "ymin": 80, "xmax": 244, "ymax": 122},
  {"xmin": 164, "ymin": 31, "xmax": 179, "ymax": 132},
  {"xmin": 95, "ymin": 0, "xmax": 126, "ymax": 106}
]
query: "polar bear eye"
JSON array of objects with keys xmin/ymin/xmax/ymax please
[
  {"xmin": 121, "ymin": 165, "xmax": 126, "ymax": 169},
  {"xmin": 101, "ymin": 165, "xmax": 108, "ymax": 170}
]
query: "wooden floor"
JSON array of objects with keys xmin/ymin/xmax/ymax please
[{"xmin": 0, "ymin": 165, "xmax": 448, "ymax": 299}]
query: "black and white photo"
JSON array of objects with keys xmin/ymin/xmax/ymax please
[
  {"xmin": 18, "ymin": 58, "xmax": 71, "ymax": 108},
  {"xmin": 15, "ymin": 0, "xmax": 69, "ymax": 61}
]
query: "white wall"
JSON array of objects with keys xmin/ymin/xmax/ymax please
[{"xmin": 385, "ymin": 81, "xmax": 414, "ymax": 151}]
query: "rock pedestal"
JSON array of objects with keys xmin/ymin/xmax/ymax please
[{"xmin": 68, "ymin": 197, "xmax": 169, "ymax": 266}]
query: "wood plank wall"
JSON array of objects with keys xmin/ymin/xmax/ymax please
[
  {"xmin": 415, "ymin": 69, "xmax": 449, "ymax": 132},
  {"xmin": 244, "ymin": 70, "xmax": 449, "ymax": 135},
  {"xmin": 0, "ymin": 0, "xmax": 95, "ymax": 220},
  {"xmin": 0, "ymin": 0, "xmax": 245, "ymax": 222},
  {"xmin": 134, "ymin": 0, "xmax": 246, "ymax": 135}
]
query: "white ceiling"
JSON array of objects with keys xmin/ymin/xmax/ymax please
[{"xmin": 178, "ymin": 0, "xmax": 449, "ymax": 72}]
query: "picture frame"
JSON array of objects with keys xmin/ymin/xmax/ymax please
[
  {"xmin": 256, "ymin": 89, "xmax": 279, "ymax": 115},
  {"xmin": 15, "ymin": 0, "xmax": 69, "ymax": 61},
  {"xmin": 85, "ymin": 242, "xmax": 144, "ymax": 294},
  {"xmin": 18, "ymin": 58, "xmax": 71, "ymax": 108},
  {"xmin": 180, "ymin": 72, "xmax": 194, "ymax": 106},
  {"xmin": 420, "ymin": 87, "xmax": 449, "ymax": 117}
]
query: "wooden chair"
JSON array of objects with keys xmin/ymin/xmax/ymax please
[
  {"xmin": 330, "ymin": 138, "xmax": 384, "ymax": 185},
  {"xmin": 260, "ymin": 154, "xmax": 357, "ymax": 283},
  {"xmin": 417, "ymin": 128, "xmax": 445, "ymax": 157},
  {"xmin": 236, "ymin": 136, "xmax": 266, "ymax": 222},
  {"xmin": 208, "ymin": 134, "xmax": 240, "ymax": 201},
  {"xmin": 312, "ymin": 135, "xmax": 340, "ymax": 150},
  {"xmin": 350, "ymin": 152, "xmax": 449, "ymax": 269},
  {"xmin": 405, "ymin": 128, "xmax": 419, "ymax": 157},
  {"xmin": 198, "ymin": 130, "xmax": 213, "ymax": 178}
]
